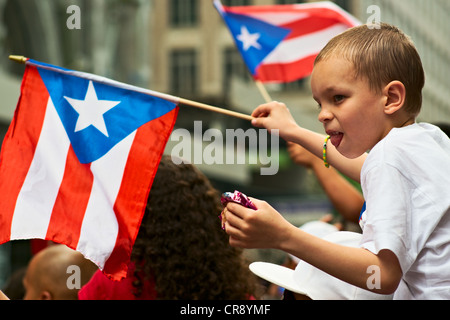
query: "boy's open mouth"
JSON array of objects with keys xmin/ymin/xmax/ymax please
[{"xmin": 327, "ymin": 131, "xmax": 344, "ymax": 148}]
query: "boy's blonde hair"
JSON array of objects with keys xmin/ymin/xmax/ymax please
[{"xmin": 315, "ymin": 23, "xmax": 425, "ymax": 117}]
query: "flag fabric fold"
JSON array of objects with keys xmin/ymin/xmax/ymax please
[
  {"xmin": 0, "ymin": 59, "xmax": 179, "ymax": 280},
  {"xmin": 215, "ymin": 0, "xmax": 360, "ymax": 83}
]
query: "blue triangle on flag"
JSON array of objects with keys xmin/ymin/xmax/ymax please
[
  {"xmin": 36, "ymin": 67, "xmax": 177, "ymax": 164},
  {"xmin": 223, "ymin": 12, "xmax": 291, "ymax": 75}
]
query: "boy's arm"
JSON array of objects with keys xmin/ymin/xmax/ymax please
[
  {"xmin": 279, "ymin": 221, "xmax": 401, "ymax": 295},
  {"xmin": 251, "ymin": 102, "xmax": 366, "ymax": 182},
  {"xmin": 224, "ymin": 199, "xmax": 402, "ymax": 295}
]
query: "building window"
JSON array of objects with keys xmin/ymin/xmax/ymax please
[
  {"xmin": 223, "ymin": 47, "xmax": 251, "ymax": 84},
  {"xmin": 170, "ymin": 49, "xmax": 198, "ymax": 96},
  {"xmin": 276, "ymin": 0, "xmax": 304, "ymax": 4},
  {"xmin": 280, "ymin": 78, "xmax": 306, "ymax": 91},
  {"xmin": 223, "ymin": 47, "xmax": 252, "ymax": 96},
  {"xmin": 333, "ymin": 0, "xmax": 351, "ymax": 11},
  {"xmin": 222, "ymin": 0, "xmax": 251, "ymax": 6},
  {"xmin": 169, "ymin": 0, "xmax": 198, "ymax": 27}
]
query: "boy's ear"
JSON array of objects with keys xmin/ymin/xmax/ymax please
[
  {"xmin": 383, "ymin": 81, "xmax": 406, "ymax": 115},
  {"xmin": 40, "ymin": 290, "xmax": 52, "ymax": 300}
]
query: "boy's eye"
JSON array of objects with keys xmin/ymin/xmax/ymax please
[{"xmin": 333, "ymin": 95, "xmax": 345, "ymax": 103}]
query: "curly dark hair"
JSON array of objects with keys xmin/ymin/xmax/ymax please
[{"xmin": 131, "ymin": 155, "xmax": 259, "ymax": 299}]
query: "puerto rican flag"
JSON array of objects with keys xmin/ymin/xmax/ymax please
[
  {"xmin": 0, "ymin": 59, "xmax": 178, "ymax": 280},
  {"xmin": 215, "ymin": 0, "xmax": 360, "ymax": 83}
]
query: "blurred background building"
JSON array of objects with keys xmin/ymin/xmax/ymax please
[{"xmin": 0, "ymin": 0, "xmax": 448, "ymax": 289}]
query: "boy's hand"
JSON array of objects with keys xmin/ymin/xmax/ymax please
[
  {"xmin": 223, "ymin": 198, "xmax": 292, "ymax": 249},
  {"xmin": 251, "ymin": 102, "xmax": 299, "ymax": 141}
]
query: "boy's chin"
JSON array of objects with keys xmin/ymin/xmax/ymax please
[{"xmin": 337, "ymin": 146, "xmax": 366, "ymax": 159}]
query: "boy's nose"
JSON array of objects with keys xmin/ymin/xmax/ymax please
[{"xmin": 318, "ymin": 107, "xmax": 333, "ymax": 124}]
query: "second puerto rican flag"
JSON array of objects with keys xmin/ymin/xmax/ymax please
[{"xmin": 215, "ymin": 0, "xmax": 361, "ymax": 83}]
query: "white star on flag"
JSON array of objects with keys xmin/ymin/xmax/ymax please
[
  {"xmin": 64, "ymin": 81, "xmax": 121, "ymax": 137},
  {"xmin": 236, "ymin": 25, "xmax": 262, "ymax": 51}
]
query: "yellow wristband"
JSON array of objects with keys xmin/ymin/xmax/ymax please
[{"xmin": 323, "ymin": 135, "xmax": 330, "ymax": 168}]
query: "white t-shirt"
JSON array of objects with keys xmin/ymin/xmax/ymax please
[{"xmin": 359, "ymin": 123, "xmax": 450, "ymax": 299}]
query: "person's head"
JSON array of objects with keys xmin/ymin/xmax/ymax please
[
  {"xmin": 311, "ymin": 23, "xmax": 425, "ymax": 158},
  {"xmin": 131, "ymin": 155, "xmax": 259, "ymax": 299},
  {"xmin": 23, "ymin": 244, "xmax": 98, "ymax": 300}
]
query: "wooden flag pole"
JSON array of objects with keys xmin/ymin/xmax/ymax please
[
  {"xmin": 178, "ymin": 98, "xmax": 253, "ymax": 121},
  {"xmin": 9, "ymin": 55, "xmax": 254, "ymax": 122},
  {"xmin": 255, "ymin": 80, "xmax": 272, "ymax": 103}
]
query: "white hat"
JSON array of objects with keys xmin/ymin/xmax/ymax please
[
  {"xmin": 289, "ymin": 221, "xmax": 339, "ymax": 264},
  {"xmin": 250, "ymin": 231, "xmax": 393, "ymax": 300},
  {"xmin": 299, "ymin": 220, "xmax": 339, "ymax": 238}
]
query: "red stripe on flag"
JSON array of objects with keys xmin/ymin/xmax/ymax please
[
  {"xmin": 45, "ymin": 146, "xmax": 93, "ymax": 249},
  {"xmin": 296, "ymin": 7, "xmax": 357, "ymax": 27},
  {"xmin": 282, "ymin": 16, "xmax": 343, "ymax": 40},
  {"xmin": 0, "ymin": 66, "xmax": 49, "ymax": 244},
  {"xmin": 224, "ymin": 4, "xmax": 299, "ymax": 15},
  {"xmin": 255, "ymin": 54, "xmax": 317, "ymax": 83},
  {"xmin": 102, "ymin": 107, "xmax": 179, "ymax": 280}
]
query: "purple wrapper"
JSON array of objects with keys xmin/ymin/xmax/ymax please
[{"xmin": 221, "ymin": 190, "xmax": 257, "ymax": 210}]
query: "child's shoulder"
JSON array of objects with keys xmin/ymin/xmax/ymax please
[
  {"xmin": 366, "ymin": 123, "xmax": 450, "ymax": 171},
  {"xmin": 378, "ymin": 123, "xmax": 448, "ymax": 153}
]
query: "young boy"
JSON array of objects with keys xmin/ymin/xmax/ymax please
[{"xmin": 223, "ymin": 23, "xmax": 450, "ymax": 299}]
